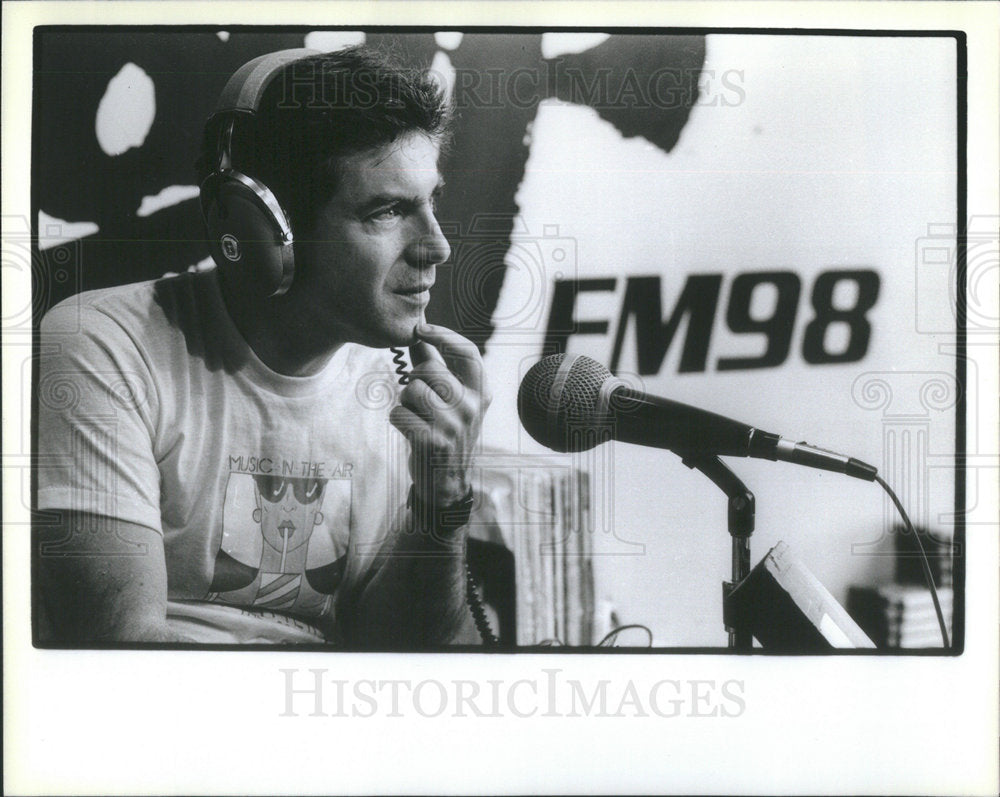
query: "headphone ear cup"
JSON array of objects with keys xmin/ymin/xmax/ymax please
[{"xmin": 203, "ymin": 178, "xmax": 295, "ymax": 297}]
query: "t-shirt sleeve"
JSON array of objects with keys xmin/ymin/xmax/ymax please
[{"xmin": 36, "ymin": 302, "xmax": 163, "ymax": 534}]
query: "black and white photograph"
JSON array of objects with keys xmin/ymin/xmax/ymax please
[
  {"xmin": 4, "ymin": 2, "xmax": 998, "ymax": 795},
  {"xmin": 25, "ymin": 26, "xmax": 967, "ymax": 650}
]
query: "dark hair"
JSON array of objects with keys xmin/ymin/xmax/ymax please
[{"xmin": 198, "ymin": 45, "xmax": 452, "ymax": 234}]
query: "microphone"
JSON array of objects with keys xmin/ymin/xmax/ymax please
[{"xmin": 517, "ymin": 353, "xmax": 878, "ymax": 481}]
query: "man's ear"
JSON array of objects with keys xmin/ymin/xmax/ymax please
[{"xmin": 203, "ymin": 176, "xmax": 295, "ymax": 298}]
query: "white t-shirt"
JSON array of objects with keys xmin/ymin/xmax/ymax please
[{"xmin": 37, "ymin": 269, "xmax": 410, "ymax": 642}]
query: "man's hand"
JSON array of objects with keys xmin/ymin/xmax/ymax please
[
  {"xmin": 389, "ymin": 323, "xmax": 491, "ymax": 510},
  {"xmin": 344, "ymin": 323, "xmax": 490, "ymax": 646}
]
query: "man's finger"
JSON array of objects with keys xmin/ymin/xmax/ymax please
[
  {"xmin": 389, "ymin": 404, "xmax": 431, "ymax": 440},
  {"xmin": 399, "ymin": 382, "xmax": 464, "ymax": 436},
  {"xmin": 413, "ymin": 323, "xmax": 483, "ymax": 387},
  {"xmin": 408, "ymin": 338, "xmax": 445, "ymax": 370},
  {"xmin": 400, "ymin": 366, "xmax": 469, "ymax": 410},
  {"xmin": 389, "ymin": 405, "xmax": 455, "ymax": 451}
]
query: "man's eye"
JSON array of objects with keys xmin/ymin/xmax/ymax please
[{"xmin": 369, "ymin": 206, "xmax": 402, "ymax": 223}]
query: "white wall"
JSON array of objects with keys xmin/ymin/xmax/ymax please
[{"xmin": 482, "ymin": 34, "xmax": 958, "ymax": 645}]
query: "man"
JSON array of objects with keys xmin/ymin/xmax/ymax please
[{"xmin": 35, "ymin": 46, "xmax": 491, "ymax": 646}]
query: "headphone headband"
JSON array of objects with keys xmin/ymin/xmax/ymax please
[{"xmin": 214, "ymin": 47, "xmax": 320, "ymax": 114}]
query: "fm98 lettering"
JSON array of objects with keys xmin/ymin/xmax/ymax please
[{"xmin": 543, "ymin": 269, "xmax": 881, "ymax": 374}]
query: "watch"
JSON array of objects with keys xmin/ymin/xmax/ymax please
[{"xmin": 408, "ymin": 485, "xmax": 475, "ymax": 532}]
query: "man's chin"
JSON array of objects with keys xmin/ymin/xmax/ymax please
[
  {"xmin": 347, "ymin": 308, "xmax": 426, "ymax": 349},
  {"xmin": 359, "ymin": 325, "xmax": 421, "ymax": 350},
  {"xmin": 390, "ymin": 313, "xmax": 426, "ymax": 347}
]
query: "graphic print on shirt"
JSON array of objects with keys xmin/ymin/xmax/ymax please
[{"xmin": 207, "ymin": 468, "xmax": 352, "ymax": 618}]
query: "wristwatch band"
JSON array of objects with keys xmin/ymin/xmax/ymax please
[{"xmin": 408, "ymin": 485, "xmax": 475, "ymax": 532}]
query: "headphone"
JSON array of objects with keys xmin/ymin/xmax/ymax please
[{"xmin": 200, "ymin": 48, "xmax": 319, "ymax": 297}]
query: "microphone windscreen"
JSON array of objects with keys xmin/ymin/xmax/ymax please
[{"xmin": 517, "ymin": 354, "xmax": 614, "ymax": 452}]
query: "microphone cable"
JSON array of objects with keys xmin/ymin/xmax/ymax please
[
  {"xmin": 876, "ymin": 475, "xmax": 951, "ymax": 648},
  {"xmin": 537, "ymin": 624, "xmax": 654, "ymax": 648},
  {"xmin": 596, "ymin": 623, "xmax": 654, "ymax": 647}
]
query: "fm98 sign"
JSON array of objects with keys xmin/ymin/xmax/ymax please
[{"xmin": 544, "ymin": 269, "xmax": 881, "ymax": 375}]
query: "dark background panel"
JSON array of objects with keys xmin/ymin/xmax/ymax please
[{"xmin": 32, "ymin": 30, "xmax": 705, "ymax": 349}]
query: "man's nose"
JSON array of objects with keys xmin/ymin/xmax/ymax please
[{"xmin": 408, "ymin": 210, "xmax": 451, "ymax": 268}]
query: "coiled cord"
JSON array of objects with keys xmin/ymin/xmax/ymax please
[
  {"xmin": 389, "ymin": 346, "xmax": 410, "ymax": 385},
  {"xmin": 391, "ymin": 346, "xmax": 499, "ymax": 647},
  {"xmin": 465, "ymin": 556, "xmax": 499, "ymax": 647}
]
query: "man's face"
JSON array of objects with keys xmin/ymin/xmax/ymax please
[{"xmin": 295, "ymin": 132, "xmax": 451, "ymax": 347}]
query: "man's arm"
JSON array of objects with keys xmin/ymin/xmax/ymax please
[
  {"xmin": 344, "ymin": 505, "xmax": 481, "ymax": 647},
  {"xmin": 36, "ymin": 512, "xmax": 194, "ymax": 643},
  {"xmin": 343, "ymin": 323, "xmax": 491, "ymax": 648},
  {"xmin": 36, "ymin": 304, "xmax": 184, "ymax": 642}
]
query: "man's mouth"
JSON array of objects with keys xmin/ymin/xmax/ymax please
[
  {"xmin": 395, "ymin": 285, "xmax": 433, "ymax": 307},
  {"xmin": 395, "ymin": 283, "xmax": 434, "ymax": 295},
  {"xmin": 277, "ymin": 520, "xmax": 296, "ymax": 539}
]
